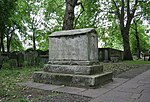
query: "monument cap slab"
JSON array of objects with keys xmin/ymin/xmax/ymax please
[{"xmin": 49, "ymin": 28, "xmax": 96, "ymax": 37}]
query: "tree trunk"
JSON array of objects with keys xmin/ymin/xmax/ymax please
[
  {"xmin": 0, "ymin": 32, "xmax": 5, "ymax": 53},
  {"xmin": 6, "ymin": 34, "xmax": 13, "ymax": 53},
  {"xmin": 6, "ymin": 28, "xmax": 15, "ymax": 53},
  {"xmin": 0, "ymin": 32, "xmax": 1, "ymax": 52},
  {"xmin": 33, "ymin": 31, "xmax": 36, "ymax": 51},
  {"xmin": 32, "ymin": 25, "xmax": 36, "ymax": 51},
  {"xmin": 6, "ymin": 34, "xmax": 10, "ymax": 53},
  {"xmin": 32, "ymin": 29, "xmax": 36, "ymax": 51},
  {"xmin": 134, "ymin": 22, "xmax": 141, "ymax": 59},
  {"xmin": 62, "ymin": 0, "xmax": 78, "ymax": 30},
  {"xmin": 122, "ymin": 28, "xmax": 133, "ymax": 60}
]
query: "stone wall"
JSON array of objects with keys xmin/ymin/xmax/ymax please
[
  {"xmin": 0, "ymin": 50, "xmax": 48, "ymax": 69},
  {"xmin": 98, "ymin": 48, "xmax": 123, "ymax": 62}
]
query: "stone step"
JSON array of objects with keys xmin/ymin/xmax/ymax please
[
  {"xmin": 43, "ymin": 64, "xmax": 103, "ymax": 75},
  {"xmin": 33, "ymin": 71, "xmax": 113, "ymax": 88}
]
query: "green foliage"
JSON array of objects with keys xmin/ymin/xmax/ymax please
[
  {"xmin": 2, "ymin": 62, "xmax": 10, "ymax": 69},
  {"xmin": 138, "ymin": 0, "xmax": 150, "ymax": 21},
  {"xmin": 11, "ymin": 34, "xmax": 24, "ymax": 51},
  {"xmin": 75, "ymin": 0, "xmax": 101, "ymax": 28},
  {"xmin": 130, "ymin": 24, "xmax": 150, "ymax": 54},
  {"xmin": 0, "ymin": 0, "xmax": 149, "ymax": 52}
]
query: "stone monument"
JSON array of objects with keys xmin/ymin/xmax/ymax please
[{"xmin": 33, "ymin": 28, "xmax": 113, "ymax": 88}]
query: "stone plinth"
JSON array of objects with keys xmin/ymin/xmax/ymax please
[
  {"xmin": 33, "ymin": 72, "xmax": 113, "ymax": 88},
  {"xmin": 33, "ymin": 28, "xmax": 113, "ymax": 88},
  {"xmin": 43, "ymin": 64, "xmax": 103, "ymax": 75}
]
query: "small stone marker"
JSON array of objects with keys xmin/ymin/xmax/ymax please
[{"xmin": 33, "ymin": 28, "xmax": 113, "ymax": 88}]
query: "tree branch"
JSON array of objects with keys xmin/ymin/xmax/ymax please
[
  {"xmin": 127, "ymin": 0, "xmax": 130, "ymax": 19},
  {"xmin": 126, "ymin": 0, "xmax": 138, "ymax": 28},
  {"xmin": 8, "ymin": 27, "xmax": 16, "ymax": 35},
  {"xmin": 120, "ymin": 0, "xmax": 125, "ymax": 27},
  {"xmin": 112, "ymin": 0, "xmax": 121, "ymax": 20},
  {"xmin": 131, "ymin": 0, "xmax": 138, "ymax": 17},
  {"xmin": 74, "ymin": 2, "xmax": 85, "ymax": 28}
]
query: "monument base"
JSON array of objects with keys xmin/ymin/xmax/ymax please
[
  {"xmin": 43, "ymin": 64, "xmax": 103, "ymax": 75},
  {"xmin": 33, "ymin": 71, "xmax": 113, "ymax": 88}
]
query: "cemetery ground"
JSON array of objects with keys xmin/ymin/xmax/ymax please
[{"xmin": 0, "ymin": 60, "xmax": 150, "ymax": 102}]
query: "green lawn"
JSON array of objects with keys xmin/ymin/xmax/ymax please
[
  {"xmin": 0, "ymin": 67, "xmax": 42, "ymax": 102},
  {"xmin": 123, "ymin": 60, "xmax": 150, "ymax": 65}
]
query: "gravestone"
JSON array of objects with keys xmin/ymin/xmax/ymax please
[
  {"xmin": 33, "ymin": 28, "xmax": 113, "ymax": 88},
  {"xmin": 24, "ymin": 50, "xmax": 39, "ymax": 66}
]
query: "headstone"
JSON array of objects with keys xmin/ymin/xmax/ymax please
[
  {"xmin": 37, "ymin": 50, "xmax": 49, "ymax": 64},
  {"xmin": 16, "ymin": 52, "xmax": 24, "ymax": 67},
  {"xmin": 33, "ymin": 28, "xmax": 113, "ymax": 88},
  {"xmin": 24, "ymin": 50, "xmax": 39, "ymax": 66}
]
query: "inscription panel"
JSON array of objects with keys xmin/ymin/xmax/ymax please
[{"xmin": 49, "ymin": 35, "xmax": 89, "ymax": 61}]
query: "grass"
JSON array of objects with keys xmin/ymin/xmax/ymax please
[
  {"xmin": 123, "ymin": 60, "xmax": 150, "ymax": 65},
  {"xmin": 0, "ymin": 67, "xmax": 42, "ymax": 102}
]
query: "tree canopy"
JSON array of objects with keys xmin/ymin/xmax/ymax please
[{"xmin": 0, "ymin": 0, "xmax": 150, "ymax": 60}]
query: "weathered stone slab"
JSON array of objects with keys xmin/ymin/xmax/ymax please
[
  {"xmin": 43, "ymin": 64, "xmax": 103, "ymax": 75},
  {"xmin": 78, "ymin": 88, "xmax": 110, "ymax": 98},
  {"xmin": 115, "ymin": 86, "xmax": 143, "ymax": 94},
  {"xmin": 49, "ymin": 28, "xmax": 98, "ymax": 62},
  {"xmin": 102, "ymin": 78, "xmax": 128, "ymax": 89},
  {"xmin": 33, "ymin": 71, "xmax": 113, "ymax": 88},
  {"xmin": 136, "ymin": 93, "xmax": 150, "ymax": 102},
  {"xmin": 52, "ymin": 86, "xmax": 86, "ymax": 94},
  {"xmin": 37, "ymin": 84, "xmax": 64, "ymax": 91},
  {"xmin": 90, "ymin": 96, "xmax": 134, "ymax": 102}
]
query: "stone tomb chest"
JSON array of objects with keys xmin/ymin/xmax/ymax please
[
  {"xmin": 33, "ymin": 28, "xmax": 113, "ymax": 88},
  {"xmin": 49, "ymin": 28, "xmax": 98, "ymax": 64}
]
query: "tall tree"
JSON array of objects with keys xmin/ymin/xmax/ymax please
[
  {"xmin": 130, "ymin": 24, "xmax": 150, "ymax": 56},
  {"xmin": 24, "ymin": 0, "xmax": 45, "ymax": 50},
  {"xmin": 103, "ymin": 0, "xmax": 150, "ymax": 60},
  {"xmin": 111, "ymin": 0, "xmax": 139, "ymax": 60},
  {"xmin": 0, "ymin": 0, "xmax": 18, "ymax": 52},
  {"xmin": 132, "ymin": 19, "xmax": 141, "ymax": 59}
]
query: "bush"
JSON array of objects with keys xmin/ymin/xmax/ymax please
[
  {"xmin": 2, "ymin": 62, "xmax": 11, "ymax": 69},
  {"xmin": 2, "ymin": 59, "xmax": 18, "ymax": 69}
]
